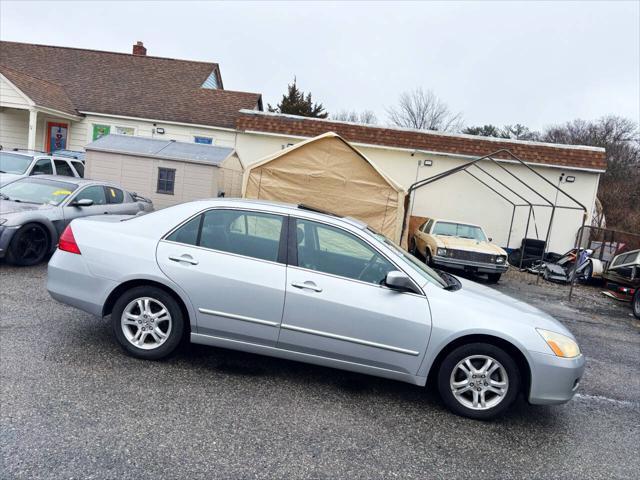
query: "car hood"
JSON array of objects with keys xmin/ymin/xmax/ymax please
[
  {"xmin": 0, "ymin": 199, "xmax": 52, "ymax": 216},
  {"xmin": 0, "ymin": 173, "xmax": 23, "ymax": 187},
  {"xmin": 449, "ymin": 276, "xmax": 574, "ymax": 338},
  {"xmin": 435, "ymin": 235, "xmax": 506, "ymax": 255}
]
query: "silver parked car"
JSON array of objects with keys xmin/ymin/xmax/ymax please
[
  {"xmin": 47, "ymin": 199, "xmax": 584, "ymax": 419},
  {"xmin": 0, "ymin": 150, "xmax": 85, "ymax": 186},
  {"xmin": 0, "ymin": 176, "xmax": 153, "ymax": 265}
]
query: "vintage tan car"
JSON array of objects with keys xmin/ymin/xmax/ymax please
[{"xmin": 411, "ymin": 218, "xmax": 508, "ymax": 282}]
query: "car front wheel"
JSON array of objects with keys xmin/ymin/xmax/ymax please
[
  {"xmin": 111, "ymin": 286, "xmax": 185, "ymax": 360},
  {"xmin": 437, "ymin": 343, "xmax": 520, "ymax": 420},
  {"xmin": 487, "ymin": 273, "xmax": 502, "ymax": 283},
  {"xmin": 7, "ymin": 223, "xmax": 49, "ymax": 266},
  {"xmin": 633, "ymin": 288, "xmax": 640, "ymax": 320}
]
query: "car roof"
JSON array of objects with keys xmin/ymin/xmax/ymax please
[
  {"xmin": 1, "ymin": 150, "xmax": 37, "ymax": 157},
  {"xmin": 431, "ymin": 219, "xmax": 483, "ymax": 229},
  {"xmin": 187, "ymin": 198, "xmax": 369, "ymax": 230},
  {"xmin": 9, "ymin": 175, "xmax": 122, "ymax": 188}
]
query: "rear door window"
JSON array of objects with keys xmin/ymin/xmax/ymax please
[
  {"xmin": 54, "ymin": 159, "xmax": 75, "ymax": 177},
  {"xmin": 165, "ymin": 209, "xmax": 285, "ymax": 263},
  {"xmin": 31, "ymin": 158, "xmax": 53, "ymax": 175},
  {"xmin": 105, "ymin": 186, "xmax": 125, "ymax": 204}
]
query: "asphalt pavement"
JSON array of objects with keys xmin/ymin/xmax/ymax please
[{"xmin": 1, "ymin": 264, "xmax": 639, "ymax": 479}]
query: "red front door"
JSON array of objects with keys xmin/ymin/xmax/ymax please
[{"xmin": 45, "ymin": 122, "xmax": 69, "ymax": 153}]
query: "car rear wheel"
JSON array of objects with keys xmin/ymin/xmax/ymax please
[
  {"xmin": 7, "ymin": 223, "xmax": 49, "ymax": 266},
  {"xmin": 437, "ymin": 343, "xmax": 520, "ymax": 420},
  {"xmin": 111, "ymin": 286, "xmax": 184, "ymax": 360},
  {"xmin": 487, "ymin": 273, "xmax": 502, "ymax": 283},
  {"xmin": 633, "ymin": 288, "xmax": 640, "ymax": 320}
]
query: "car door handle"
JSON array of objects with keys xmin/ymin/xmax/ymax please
[
  {"xmin": 291, "ymin": 282, "xmax": 322, "ymax": 293},
  {"xmin": 169, "ymin": 255, "xmax": 199, "ymax": 265}
]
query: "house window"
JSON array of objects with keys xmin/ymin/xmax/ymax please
[
  {"xmin": 114, "ymin": 126, "xmax": 135, "ymax": 136},
  {"xmin": 194, "ymin": 136, "xmax": 213, "ymax": 145},
  {"xmin": 92, "ymin": 124, "xmax": 111, "ymax": 140},
  {"xmin": 201, "ymin": 70, "xmax": 219, "ymax": 89},
  {"xmin": 157, "ymin": 167, "xmax": 176, "ymax": 195}
]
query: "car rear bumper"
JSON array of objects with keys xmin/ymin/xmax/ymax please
[
  {"xmin": 528, "ymin": 351, "xmax": 585, "ymax": 405},
  {"xmin": 47, "ymin": 249, "xmax": 116, "ymax": 317},
  {"xmin": 432, "ymin": 255, "xmax": 509, "ymax": 274}
]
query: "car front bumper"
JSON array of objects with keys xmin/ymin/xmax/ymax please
[
  {"xmin": 0, "ymin": 225, "xmax": 20, "ymax": 259},
  {"xmin": 432, "ymin": 255, "xmax": 509, "ymax": 274},
  {"xmin": 528, "ymin": 351, "xmax": 585, "ymax": 405}
]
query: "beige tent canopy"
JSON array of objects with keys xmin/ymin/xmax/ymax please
[{"xmin": 242, "ymin": 132, "xmax": 407, "ymax": 243}]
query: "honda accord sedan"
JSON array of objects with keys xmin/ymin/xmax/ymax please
[{"xmin": 47, "ymin": 199, "xmax": 584, "ymax": 419}]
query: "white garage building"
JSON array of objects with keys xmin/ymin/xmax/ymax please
[{"xmin": 234, "ymin": 111, "xmax": 606, "ymax": 253}]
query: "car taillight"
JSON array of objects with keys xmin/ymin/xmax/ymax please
[{"xmin": 58, "ymin": 225, "xmax": 81, "ymax": 255}]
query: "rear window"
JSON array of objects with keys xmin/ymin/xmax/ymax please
[
  {"xmin": 0, "ymin": 152, "xmax": 33, "ymax": 174},
  {"xmin": 72, "ymin": 161, "xmax": 85, "ymax": 177}
]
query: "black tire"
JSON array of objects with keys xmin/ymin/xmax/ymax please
[
  {"xmin": 487, "ymin": 273, "xmax": 502, "ymax": 283},
  {"xmin": 437, "ymin": 342, "xmax": 520, "ymax": 420},
  {"xmin": 6, "ymin": 223, "xmax": 50, "ymax": 266},
  {"xmin": 633, "ymin": 288, "xmax": 640, "ymax": 320},
  {"xmin": 409, "ymin": 238, "xmax": 417, "ymax": 255},
  {"xmin": 111, "ymin": 286, "xmax": 185, "ymax": 360},
  {"xmin": 425, "ymin": 249, "xmax": 433, "ymax": 266}
]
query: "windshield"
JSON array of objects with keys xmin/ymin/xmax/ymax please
[
  {"xmin": 367, "ymin": 229, "xmax": 448, "ymax": 288},
  {"xmin": 0, "ymin": 152, "xmax": 33, "ymax": 175},
  {"xmin": 0, "ymin": 178, "xmax": 78, "ymax": 206},
  {"xmin": 432, "ymin": 221, "xmax": 487, "ymax": 241}
]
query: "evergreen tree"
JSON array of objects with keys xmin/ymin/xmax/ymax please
[{"xmin": 268, "ymin": 78, "xmax": 328, "ymax": 118}]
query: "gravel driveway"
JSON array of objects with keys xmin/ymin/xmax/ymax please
[{"xmin": 1, "ymin": 264, "xmax": 638, "ymax": 479}]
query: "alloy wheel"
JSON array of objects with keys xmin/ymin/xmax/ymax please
[
  {"xmin": 16, "ymin": 225, "xmax": 47, "ymax": 262},
  {"xmin": 121, "ymin": 297, "xmax": 172, "ymax": 350},
  {"xmin": 449, "ymin": 355, "xmax": 509, "ymax": 410}
]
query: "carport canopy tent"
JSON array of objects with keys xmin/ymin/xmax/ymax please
[
  {"xmin": 403, "ymin": 149, "xmax": 589, "ymax": 269},
  {"xmin": 242, "ymin": 132, "xmax": 407, "ymax": 243}
]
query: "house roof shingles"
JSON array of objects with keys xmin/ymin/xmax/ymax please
[
  {"xmin": 237, "ymin": 111, "xmax": 607, "ymax": 171},
  {"xmin": 0, "ymin": 41, "xmax": 262, "ymax": 128}
]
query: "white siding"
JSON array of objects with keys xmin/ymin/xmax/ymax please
[
  {"xmin": 235, "ymin": 132, "xmax": 601, "ymax": 253},
  {"xmin": 79, "ymin": 114, "xmax": 237, "ymax": 149},
  {"xmin": 0, "ymin": 76, "xmax": 31, "ymax": 108},
  {"xmin": 0, "ymin": 108, "xmax": 29, "ymax": 150}
]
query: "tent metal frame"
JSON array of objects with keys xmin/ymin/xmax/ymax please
[{"xmin": 401, "ymin": 149, "xmax": 589, "ymax": 297}]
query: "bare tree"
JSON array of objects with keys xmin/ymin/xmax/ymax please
[
  {"xmin": 332, "ymin": 110, "xmax": 378, "ymax": 125},
  {"xmin": 540, "ymin": 116, "xmax": 639, "ymax": 232},
  {"xmin": 386, "ymin": 88, "xmax": 463, "ymax": 132}
]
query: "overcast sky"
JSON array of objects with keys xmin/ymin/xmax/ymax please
[{"xmin": 1, "ymin": 1, "xmax": 638, "ymax": 131}]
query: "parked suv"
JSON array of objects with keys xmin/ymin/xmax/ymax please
[{"xmin": 0, "ymin": 150, "xmax": 85, "ymax": 186}]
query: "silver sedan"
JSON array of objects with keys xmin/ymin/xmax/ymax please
[{"xmin": 47, "ymin": 199, "xmax": 584, "ymax": 419}]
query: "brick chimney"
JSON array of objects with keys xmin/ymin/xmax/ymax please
[{"xmin": 132, "ymin": 41, "xmax": 147, "ymax": 56}]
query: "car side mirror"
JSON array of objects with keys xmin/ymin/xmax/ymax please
[
  {"xmin": 384, "ymin": 271, "xmax": 417, "ymax": 293},
  {"xmin": 71, "ymin": 198, "xmax": 94, "ymax": 207},
  {"xmin": 488, "ymin": 237, "xmax": 492, "ymax": 242}
]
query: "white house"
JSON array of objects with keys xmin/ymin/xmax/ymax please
[{"xmin": 0, "ymin": 41, "xmax": 262, "ymax": 153}]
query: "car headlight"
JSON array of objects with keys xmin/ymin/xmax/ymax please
[
  {"xmin": 537, "ymin": 329, "xmax": 581, "ymax": 358},
  {"xmin": 436, "ymin": 248, "xmax": 447, "ymax": 256},
  {"xmin": 496, "ymin": 256, "xmax": 506, "ymax": 264}
]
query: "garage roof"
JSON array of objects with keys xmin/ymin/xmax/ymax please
[
  {"xmin": 86, "ymin": 135, "xmax": 235, "ymax": 166},
  {"xmin": 237, "ymin": 110, "xmax": 607, "ymax": 172}
]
